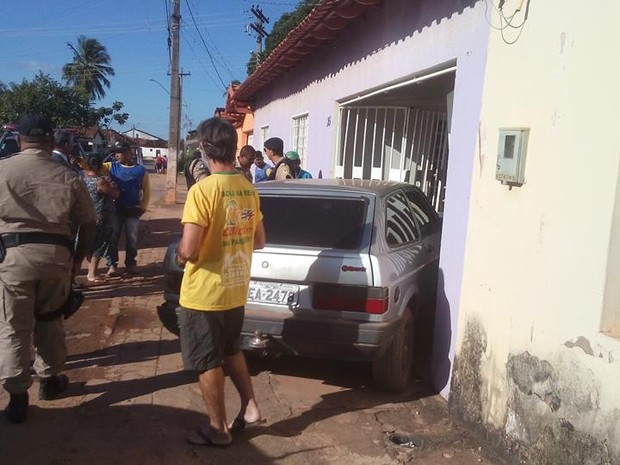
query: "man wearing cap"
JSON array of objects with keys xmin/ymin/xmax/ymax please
[
  {"xmin": 103, "ymin": 141, "xmax": 150, "ymax": 276},
  {"xmin": 0, "ymin": 114, "xmax": 97, "ymax": 423},
  {"xmin": 263, "ymin": 137, "xmax": 295, "ymax": 180},
  {"xmin": 285, "ymin": 151, "xmax": 312, "ymax": 179}
]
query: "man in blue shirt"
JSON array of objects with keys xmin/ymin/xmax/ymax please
[
  {"xmin": 253, "ymin": 151, "xmax": 272, "ymax": 183},
  {"xmin": 104, "ymin": 142, "xmax": 150, "ymax": 276}
]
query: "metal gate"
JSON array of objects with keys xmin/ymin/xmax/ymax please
[{"xmin": 335, "ymin": 106, "xmax": 449, "ymax": 212}]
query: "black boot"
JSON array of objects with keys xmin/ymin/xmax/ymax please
[
  {"xmin": 5, "ymin": 392, "xmax": 29, "ymax": 424},
  {"xmin": 39, "ymin": 374, "xmax": 69, "ymax": 400}
]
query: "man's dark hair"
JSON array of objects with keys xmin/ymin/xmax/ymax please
[
  {"xmin": 196, "ymin": 117, "xmax": 237, "ymax": 164},
  {"xmin": 239, "ymin": 145, "xmax": 256, "ymax": 161},
  {"xmin": 263, "ymin": 137, "xmax": 284, "ymax": 156},
  {"xmin": 86, "ymin": 154, "xmax": 102, "ymax": 172},
  {"xmin": 54, "ymin": 130, "xmax": 72, "ymax": 149}
]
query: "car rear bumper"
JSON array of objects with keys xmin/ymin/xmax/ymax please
[
  {"xmin": 157, "ymin": 300, "xmax": 400, "ymax": 361},
  {"xmin": 241, "ymin": 310, "xmax": 399, "ymax": 361}
]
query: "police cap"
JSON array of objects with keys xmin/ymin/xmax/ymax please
[{"xmin": 17, "ymin": 114, "xmax": 54, "ymax": 138}]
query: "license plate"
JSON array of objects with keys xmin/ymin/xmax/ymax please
[{"xmin": 247, "ymin": 281, "xmax": 299, "ymax": 305}]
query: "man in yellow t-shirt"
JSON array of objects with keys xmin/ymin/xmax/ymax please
[{"xmin": 177, "ymin": 117, "xmax": 266, "ymax": 448}]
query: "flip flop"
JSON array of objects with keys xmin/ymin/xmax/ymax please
[
  {"xmin": 86, "ymin": 276, "xmax": 107, "ymax": 283},
  {"xmin": 229, "ymin": 417, "xmax": 266, "ymax": 433},
  {"xmin": 185, "ymin": 429, "xmax": 231, "ymax": 448}
]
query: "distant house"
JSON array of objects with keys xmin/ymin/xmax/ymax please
[
  {"xmin": 232, "ymin": 0, "xmax": 620, "ymax": 463},
  {"xmin": 104, "ymin": 129, "xmax": 144, "ymax": 164},
  {"xmin": 121, "ymin": 126, "xmax": 168, "ymax": 159},
  {"xmin": 216, "ymin": 84, "xmax": 255, "ymax": 154},
  {"xmin": 76, "ymin": 127, "xmax": 106, "ymax": 155}
]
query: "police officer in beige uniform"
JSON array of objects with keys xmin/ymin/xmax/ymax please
[{"xmin": 0, "ymin": 115, "xmax": 97, "ymax": 423}]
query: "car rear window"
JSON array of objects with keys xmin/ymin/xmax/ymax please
[{"xmin": 260, "ymin": 195, "xmax": 368, "ymax": 249}]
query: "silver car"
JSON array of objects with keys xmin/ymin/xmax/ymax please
[{"xmin": 158, "ymin": 179, "xmax": 440, "ymax": 392}]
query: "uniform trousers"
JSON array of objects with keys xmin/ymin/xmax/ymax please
[{"xmin": 0, "ymin": 244, "xmax": 71, "ymax": 394}]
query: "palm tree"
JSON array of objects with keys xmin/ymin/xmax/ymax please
[{"xmin": 63, "ymin": 36, "xmax": 115, "ymax": 101}]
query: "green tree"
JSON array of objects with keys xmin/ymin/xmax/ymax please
[
  {"xmin": 95, "ymin": 101, "xmax": 129, "ymax": 129},
  {"xmin": 246, "ymin": 0, "xmax": 315, "ymax": 75},
  {"xmin": 0, "ymin": 73, "xmax": 129, "ymax": 129},
  {"xmin": 63, "ymin": 36, "xmax": 115, "ymax": 101},
  {"xmin": 0, "ymin": 73, "xmax": 94, "ymax": 127}
]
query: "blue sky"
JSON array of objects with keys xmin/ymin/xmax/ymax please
[{"xmin": 3, "ymin": 0, "xmax": 298, "ymax": 139}]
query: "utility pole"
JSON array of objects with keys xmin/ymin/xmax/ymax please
[
  {"xmin": 249, "ymin": 5, "xmax": 269, "ymax": 63},
  {"xmin": 165, "ymin": 0, "xmax": 181, "ymax": 204}
]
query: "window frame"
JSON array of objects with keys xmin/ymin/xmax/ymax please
[{"xmin": 290, "ymin": 113, "xmax": 309, "ymax": 163}]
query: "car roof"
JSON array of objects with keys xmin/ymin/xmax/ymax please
[{"xmin": 256, "ymin": 178, "xmax": 422, "ymax": 197}]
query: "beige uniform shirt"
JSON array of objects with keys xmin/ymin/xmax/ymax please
[
  {"xmin": 0, "ymin": 148, "xmax": 96, "ymax": 237},
  {"xmin": 274, "ymin": 160, "xmax": 293, "ymax": 180}
]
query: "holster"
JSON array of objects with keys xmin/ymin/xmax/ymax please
[{"xmin": 36, "ymin": 290, "xmax": 84, "ymax": 322}]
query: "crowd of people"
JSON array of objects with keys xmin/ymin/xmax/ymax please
[
  {"xmin": 154, "ymin": 153, "xmax": 168, "ymax": 174},
  {"xmin": 185, "ymin": 135, "xmax": 313, "ymax": 188},
  {"xmin": 0, "ymin": 114, "xmax": 151, "ymax": 425},
  {"xmin": 0, "ymin": 114, "xmax": 313, "ymax": 451}
]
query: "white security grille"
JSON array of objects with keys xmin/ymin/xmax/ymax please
[{"xmin": 336, "ymin": 106, "xmax": 449, "ymax": 212}]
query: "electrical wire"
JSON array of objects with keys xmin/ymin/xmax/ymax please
[
  {"xmin": 186, "ymin": 0, "xmax": 237, "ymax": 81},
  {"xmin": 183, "ymin": 0, "xmax": 228, "ymax": 90},
  {"xmin": 483, "ymin": 0, "xmax": 531, "ymax": 45},
  {"xmin": 181, "ymin": 34, "xmax": 221, "ymax": 90}
]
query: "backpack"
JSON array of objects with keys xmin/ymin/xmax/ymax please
[
  {"xmin": 267, "ymin": 158, "xmax": 297, "ymax": 180},
  {"xmin": 184, "ymin": 155, "xmax": 210, "ymax": 189}
]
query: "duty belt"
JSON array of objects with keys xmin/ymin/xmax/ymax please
[{"xmin": 0, "ymin": 232, "xmax": 74, "ymax": 251}]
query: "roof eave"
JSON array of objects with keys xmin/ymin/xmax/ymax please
[{"xmin": 234, "ymin": 0, "xmax": 383, "ymax": 102}]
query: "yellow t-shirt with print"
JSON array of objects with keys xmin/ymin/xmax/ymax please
[{"xmin": 179, "ymin": 172, "xmax": 263, "ymax": 311}]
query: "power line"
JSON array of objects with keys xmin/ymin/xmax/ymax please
[
  {"xmin": 185, "ymin": 0, "xmax": 237, "ymax": 81},
  {"xmin": 183, "ymin": 0, "xmax": 228, "ymax": 91}
]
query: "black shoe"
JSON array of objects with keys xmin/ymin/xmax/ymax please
[
  {"xmin": 5, "ymin": 393, "xmax": 28, "ymax": 424},
  {"xmin": 39, "ymin": 374, "xmax": 69, "ymax": 400}
]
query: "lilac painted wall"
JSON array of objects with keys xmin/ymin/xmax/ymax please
[{"xmin": 252, "ymin": 0, "xmax": 490, "ymax": 397}]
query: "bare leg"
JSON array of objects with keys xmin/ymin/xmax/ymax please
[
  {"xmin": 224, "ymin": 351, "xmax": 261, "ymax": 423},
  {"xmin": 197, "ymin": 367, "xmax": 232, "ymax": 445},
  {"xmin": 87, "ymin": 256, "xmax": 100, "ymax": 280}
]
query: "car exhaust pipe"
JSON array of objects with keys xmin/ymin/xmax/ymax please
[{"xmin": 247, "ymin": 330, "xmax": 298, "ymax": 357}]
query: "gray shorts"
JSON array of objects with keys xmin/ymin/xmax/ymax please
[{"xmin": 178, "ymin": 306, "xmax": 244, "ymax": 373}]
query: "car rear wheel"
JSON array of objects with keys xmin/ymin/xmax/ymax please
[{"xmin": 372, "ymin": 308, "xmax": 414, "ymax": 392}]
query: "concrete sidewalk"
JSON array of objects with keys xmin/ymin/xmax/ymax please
[{"xmin": 1, "ymin": 172, "xmax": 506, "ymax": 465}]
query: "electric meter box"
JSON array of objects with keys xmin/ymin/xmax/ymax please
[{"xmin": 496, "ymin": 128, "xmax": 529, "ymax": 185}]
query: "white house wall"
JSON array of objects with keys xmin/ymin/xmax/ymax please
[
  {"xmin": 252, "ymin": 0, "xmax": 491, "ymax": 397},
  {"xmin": 450, "ymin": 1, "xmax": 620, "ymax": 463}
]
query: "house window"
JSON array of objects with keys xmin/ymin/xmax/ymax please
[
  {"xmin": 291, "ymin": 114, "xmax": 308, "ymax": 161},
  {"xmin": 260, "ymin": 126, "xmax": 269, "ymax": 150}
]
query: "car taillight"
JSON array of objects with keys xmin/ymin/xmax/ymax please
[{"xmin": 313, "ymin": 284, "xmax": 389, "ymax": 314}]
